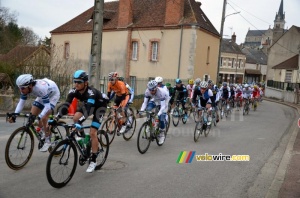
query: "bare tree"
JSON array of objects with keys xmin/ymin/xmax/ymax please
[{"xmin": 20, "ymin": 27, "xmax": 39, "ymax": 45}]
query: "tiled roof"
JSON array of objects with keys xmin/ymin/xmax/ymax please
[
  {"xmin": 246, "ymin": 30, "xmax": 266, "ymax": 37},
  {"xmin": 241, "ymin": 48, "xmax": 268, "ymax": 65},
  {"xmin": 51, "ymin": 0, "xmax": 219, "ymax": 36},
  {"xmin": 272, "ymin": 54, "xmax": 299, "ymax": 70},
  {"xmin": 221, "ymin": 39, "xmax": 244, "ymax": 54},
  {"xmin": 0, "ymin": 45, "xmax": 50, "ymax": 65}
]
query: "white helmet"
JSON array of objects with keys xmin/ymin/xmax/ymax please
[
  {"xmin": 16, "ymin": 74, "xmax": 33, "ymax": 86},
  {"xmin": 200, "ymin": 81, "xmax": 208, "ymax": 89},
  {"xmin": 244, "ymin": 84, "xmax": 249, "ymax": 88},
  {"xmin": 147, "ymin": 80, "xmax": 158, "ymax": 90},
  {"xmin": 195, "ymin": 78, "xmax": 201, "ymax": 84},
  {"xmin": 155, "ymin": 76, "xmax": 163, "ymax": 83}
]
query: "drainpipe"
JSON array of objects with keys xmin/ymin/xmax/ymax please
[
  {"xmin": 125, "ymin": 28, "xmax": 132, "ymax": 81},
  {"xmin": 177, "ymin": 25, "xmax": 183, "ymax": 78}
]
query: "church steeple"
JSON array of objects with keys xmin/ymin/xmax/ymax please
[{"xmin": 274, "ymin": 0, "xmax": 285, "ymax": 29}]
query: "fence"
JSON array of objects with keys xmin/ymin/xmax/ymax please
[{"xmin": 267, "ymin": 80, "xmax": 300, "ymax": 91}]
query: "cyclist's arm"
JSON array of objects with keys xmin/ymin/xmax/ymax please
[
  {"xmin": 140, "ymin": 96, "xmax": 150, "ymax": 111},
  {"xmin": 56, "ymin": 90, "xmax": 75, "ymax": 119},
  {"xmin": 208, "ymin": 89, "xmax": 215, "ymax": 107},
  {"xmin": 15, "ymin": 94, "xmax": 27, "ymax": 114},
  {"xmin": 38, "ymin": 94, "xmax": 52, "ymax": 119},
  {"xmin": 158, "ymin": 99, "xmax": 166, "ymax": 116}
]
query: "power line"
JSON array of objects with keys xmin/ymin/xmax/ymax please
[{"xmin": 227, "ymin": 2, "xmax": 298, "ymax": 55}]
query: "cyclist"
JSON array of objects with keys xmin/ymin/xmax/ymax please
[
  {"xmin": 173, "ymin": 78, "xmax": 188, "ymax": 118},
  {"xmin": 208, "ymin": 80, "xmax": 219, "ymax": 122},
  {"xmin": 155, "ymin": 76, "xmax": 171, "ymax": 122},
  {"xmin": 107, "ymin": 72, "xmax": 130, "ymax": 134},
  {"xmin": 139, "ymin": 80, "xmax": 169, "ymax": 144},
  {"xmin": 235, "ymin": 86, "xmax": 243, "ymax": 110},
  {"xmin": 186, "ymin": 79, "xmax": 194, "ymax": 98},
  {"xmin": 112, "ymin": 76, "xmax": 134, "ymax": 104},
  {"xmin": 191, "ymin": 78, "xmax": 201, "ymax": 102},
  {"xmin": 166, "ymin": 82, "xmax": 175, "ymax": 112},
  {"xmin": 242, "ymin": 84, "xmax": 252, "ymax": 108},
  {"xmin": 192, "ymin": 81, "xmax": 215, "ymax": 125},
  {"xmin": 252, "ymin": 85, "xmax": 260, "ymax": 107},
  {"xmin": 54, "ymin": 70, "xmax": 108, "ymax": 173},
  {"xmin": 219, "ymin": 82, "xmax": 231, "ymax": 109},
  {"xmin": 229, "ymin": 84, "xmax": 236, "ymax": 108},
  {"xmin": 7, "ymin": 74, "xmax": 60, "ymax": 152}
]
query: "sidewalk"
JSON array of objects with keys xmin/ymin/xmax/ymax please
[{"xmin": 263, "ymin": 98, "xmax": 300, "ymax": 198}]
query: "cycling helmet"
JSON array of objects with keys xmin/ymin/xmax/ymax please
[
  {"xmin": 155, "ymin": 76, "xmax": 163, "ymax": 83},
  {"xmin": 147, "ymin": 80, "xmax": 158, "ymax": 90},
  {"xmin": 244, "ymin": 84, "xmax": 249, "ymax": 88},
  {"xmin": 73, "ymin": 70, "xmax": 88, "ymax": 81},
  {"xmin": 223, "ymin": 82, "xmax": 227, "ymax": 87},
  {"xmin": 230, "ymin": 84, "xmax": 234, "ymax": 87},
  {"xmin": 118, "ymin": 77, "xmax": 124, "ymax": 81},
  {"xmin": 175, "ymin": 78, "xmax": 182, "ymax": 84},
  {"xmin": 253, "ymin": 85, "xmax": 258, "ymax": 89},
  {"xmin": 188, "ymin": 79, "xmax": 194, "ymax": 84},
  {"xmin": 200, "ymin": 81, "xmax": 208, "ymax": 89},
  {"xmin": 166, "ymin": 83, "xmax": 171, "ymax": 87},
  {"xmin": 108, "ymin": 72, "xmax": 118, "ymax": 80},
  {"xmin": 16, "ymin": 74, "xmax": 34, "ymax": 86},
  {"xmin": 195, "ymin": 78, "xmax": 201, "ymax": 85},
  {"xmin": 208, "ymin": 79, "xmax": 213, "ymax": 85}
]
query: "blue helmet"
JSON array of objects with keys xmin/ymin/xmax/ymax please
[
  {"xmin": 175, "ymin": 78, "xmax": 182, "ymax": 84},
  {"xmin": 73, "ymin": 70, "xmax": 88, "ymax": 81}
]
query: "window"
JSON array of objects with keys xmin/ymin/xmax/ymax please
[
  {"xmin": 231, "ymin": 58, "xmax": 234, "ymax": 68},
  {"xmin": 132, "ymin": 41, "xmax": 138, "ymax": 60},
  {"xmin": 64, "ymin": 42, "xmax": 70, "ymax": 59},
  {"xmin": 228, "ymin": 58, "xmax": 232, "ymax": 67},
  {"xmin": 238, "ymin": 59, "xmax": 241, "ymax": 68},
  {"xmin": 149, "ymin": 39, "xmax": 160, "ymax": 62},
  {"xmin": 285, "ymin": 70, "xmax": 292, "ymax": 82},
  {"xmin": 204, "ymin": 75, "xmax": 208, "ymax": 81},
  {"xmin": 130, "ymin": 76, "xmax": 136, "ymax": 92},
  {"xmin": 220, "ymin": 57, "xmax": 223, "ymax": 67},
  {"xmin": 206, "ymin": 46, "xmax": 210, "ymax": 64}
]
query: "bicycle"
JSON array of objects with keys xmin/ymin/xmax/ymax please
[
  {"xmin": 137, "ymin": 110, "xmax": 168, "ymax": 154},
  {"xmin": 100, "ymin": 104, "xmax": 136, "ymax": 146},
  {"xmin": 194, "ymin": 107, "xmax": 210, "ymax": 142},
  {"xmin": 171, "ymin": 99, "xmax": 188, "ymax": 127},
  {"xmin": 5, "ymin": 113, "xmax": 66, "ymax": 170},
  {"xmin": 253, "ymin": 97, "xmax": 259, "ymax": 111},
  {"xmin": 236, "ymin": 97, "xmax": 242, "ymax": 111},
  {"xmin": 220, "ymin": 99, "xmax": 230, "ymax": 119},
  {"xmin": 243, "ymin": 98, "xmax": 251, "ymax": 115},
  {"xmin": 46, "ymin": 123, "xmax": 109, "ymax": 188}
]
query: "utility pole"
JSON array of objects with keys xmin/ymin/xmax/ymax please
[
  {"xmin": 89, "ymin": 0, "xmax": 104, "ymax": 90},
  {"xmin": 216, "ymin": 0, "xmax": 227, "ymax": 85}
]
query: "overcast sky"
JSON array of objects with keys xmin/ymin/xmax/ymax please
[{"xmin": 2, "ymin": 0, "xmax": 300, "ymax": 44}]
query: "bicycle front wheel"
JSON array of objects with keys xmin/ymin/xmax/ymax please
[
  {"xmin": 46, "ymin": 139, "xmax": 78, "ymax": 188},
  {"xmin": 165, "ymin": 113, "xmax": 171, "ymax": 134},
  {"xmin": 5, "ymin": 126, "xmax": 34, "ymax": 170},
  {"xmin": 100, "ymin": 117, "xmax": 116, "ymax": 146},
  {"xmin": 194, "ymin": 122, "xmax": 202, "ymax": 142},
  {"xmin": 137, "ymin": 123, "xmax": 151, "ymax": 154},
  {"xmin": 172, "ymin": 107, "xmax": 180, "ymax": 127},
  {"xmin": 123, "ymin": 108, "xmax": 137, "ymax": 141},
  {"xmin": 96, "ymin": 130, "xmax": 109, "ymax": 170},
  {"xmin": 48, "ymin": 120, "xmax": 67, "ymax": 155}
]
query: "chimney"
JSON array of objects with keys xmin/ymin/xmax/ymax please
[
  {"xmin": 165, "ymin": 0, "xmax": 184, "ymax": 25},
  {"xmin": 118, "ymin": 0, "xmax": 133, "ymax": 28},
  {"xmin": 231, "ymin": 32, "xmax": 236, "ymax": 43}
]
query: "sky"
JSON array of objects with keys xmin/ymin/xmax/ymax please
[{"xmin": 1, "ymin": 0, "xmax": 300, "ymax": 44}]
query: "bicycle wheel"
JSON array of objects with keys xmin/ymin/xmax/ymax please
[
  {"xmin": 194, "ymin": 122, "xmax": 202, "ymax": 142},
  {"xmin": 5, "ymin": 127, "xmax": 34, "ymax": 170},
  {"xmin": 100, "ymin": 117, "xmax": 116, "ymax": 146},
  {"xmin": 137, "ymin": 122, "xmax": 151, "ymax": 154},
  {"xmin": 172, "ymin": 107, "xmax": 180, "ymax": 127},
  {"xmin": 193, "ymin": 110, "xmax": 201, "ymax": 123},
  {"xmin": 204, "ymin": 124, "xmax": 211, "ymax": 137},
  {"xmin": 123, "ymin": 108, "xmax": 136, "ymax": 141},
  {"xmin": 48, "ymin": 120, "xmax": 67, "ymax": 155},
  {"xmin": 46, "ymin": 139, "xmax": 77, "ymax": 188},
  {"xmin": 165, "ymin": 113, "xmax": 171, "ymax": 134},
  {"xmin": 253, "ymin": 101, "xmax": 257, "ymax": 111},
  {"xmin": 95, "ymin": 130, "xmax": 109, "ymax": 170},
  {"xmin": 182, "ymin": 111, "xmax": 187, "ymax": 124},
  {"xmin": 212, "ymin": 111, "xmax": 217, "ymax": 126}
]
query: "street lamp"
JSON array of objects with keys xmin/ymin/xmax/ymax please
[{"xmin": 216, "ymin": 0, "xmax": 240, "ymax": 85}]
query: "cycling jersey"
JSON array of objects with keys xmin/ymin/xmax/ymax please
[
  {"xmin": 107, "ymin": 80, "xmax": 129, "ymax": 107},
  {"xmin": 252, "ymin": 88, "xmax": 260, "ymax": 98},
  {"xmin": 186, "ymin": 84, "xmax": 194, "ymax": 98},
  {"xmin": 15, "ymin": 78, "xmax": 60, "ymax": 119},
  {"xmin": 219, "ymin": 86, "xmax": 231, "ymax": 99},
  {"xmin": 174, "ymin": 84, "xmax": 188, "ymax": 99},
  {"xmin": 141, "ymin": 87, "xmax": 169, "ymax": 115},
  {"xmin": 57, "ymin": 86, "xmax": 108, "ymax": 129},
  {"xmin": 242, "ymin": 88, "xmax": 252, "ymax": 99},
  {"xmin": 192, "ymin": 87, "xmax": 214, "ymax": 108}
]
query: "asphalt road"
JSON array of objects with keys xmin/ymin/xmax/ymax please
[{"xmin": 0, "ymin": 101, "xmax": 296, "ymax": 198}]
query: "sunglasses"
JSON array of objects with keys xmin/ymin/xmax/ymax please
[
  {"xmin": 109, "ymin": 78, "xmax": 116, "ymax": 82},
  {"xmin": 149, "ymin": 88, "xmax": 157, "ymax": 92},
  {"xmin": 18, "ymin": 86, "xmax": 28, "ymax": 90},
  {"xmin": 73, "ymin": 80, "xmax": 84, "ymax": 84}
]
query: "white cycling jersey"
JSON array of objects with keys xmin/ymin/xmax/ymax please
[
  {"xmin": 242, "ymin": 88, "xmax": 253, "ymax": 99},
  {"xmin": 15, "ymin": 78, "xmax": 60, "ymax": 118},
  {"xmin": 141, "ymin": 87, "xmax": 169, "ymax": 115}
]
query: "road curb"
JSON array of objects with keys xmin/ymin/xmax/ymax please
[{"xmin": 263, "ymin": 98, "xmax": 300, "ymax": 197}]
